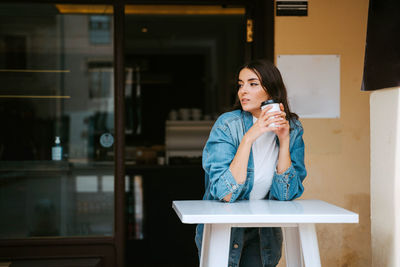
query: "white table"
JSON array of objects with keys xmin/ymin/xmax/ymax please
[{"xmin": 172, "ymin": 199, "xmax": 358, "ymax": 267}]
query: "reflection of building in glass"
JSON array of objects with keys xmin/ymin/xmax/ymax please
[
  {"xmin": 0, "ymin": 10, "xmax": 115, "ymax": 162},
  {"xmin": 89, "ymin": 15, "xmax": 111, "ymax": 45},
  {"xmin": 0, "ymin": 6, "xmax": 116, "ymax": 240},
  {"xmin": 63, "ymin": 14, "xmax": 114, "ymax": 161}
]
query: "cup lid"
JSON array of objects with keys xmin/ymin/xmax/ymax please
[{"xmin": 260, "ymin": 99, "xmax": 276, "ymax": 107}]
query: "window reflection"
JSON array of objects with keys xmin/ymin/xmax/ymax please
[
  {"xmin": 0, "ymin": 5, "xmax": 115, "ymax": 163},
  {"xmin": 76, "ymin": 175, "xmax": 98, "ymax": 193},
  {"xmin": 89, "ymin": 16, "xmax": 112, "ymax": 44},
  {"xmin": 0, "ymin": 4, "xmax": 115, "ymax": 238},
  {"xmin": 101, "ymin": 175, "xmax": 114, "ymax": 192}
]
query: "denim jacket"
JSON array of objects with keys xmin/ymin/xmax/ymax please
[{"xmin": 195, "ymin": 109, "xmax": 307, "ymax": 267}]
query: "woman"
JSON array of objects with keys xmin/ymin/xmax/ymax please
[{"xmin": 195, "ymin": 59, "xmax": 307, "ymax": 267}]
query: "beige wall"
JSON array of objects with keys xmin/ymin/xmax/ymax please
[{"xmin": 275, "ymin": 0, "xmax": 371, "ymax": 266}]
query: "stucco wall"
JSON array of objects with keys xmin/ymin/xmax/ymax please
[{"xmin": 275, "ymin": 0, "xmax": 371, "ymax": 266}]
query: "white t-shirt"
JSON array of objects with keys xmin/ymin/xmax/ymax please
[{"xmin": 249, "ymin": 116, "xmax": 279, "ymax": 200}]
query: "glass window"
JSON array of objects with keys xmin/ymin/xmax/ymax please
[
  {"xmin": 0, "ymin": 4, "xmax": 115, "ymax": 238},
  {"xmin": 124, "ymin": 5, "xmax": 246, "ymax": 149}
]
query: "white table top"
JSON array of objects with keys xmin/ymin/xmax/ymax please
[{"xmin": 172, "ymin": 199, "xmax": 359, "ymax": 224}]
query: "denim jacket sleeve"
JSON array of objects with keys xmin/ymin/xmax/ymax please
[
  {"xmin": 202, "ymin": 120, "xmax": 245, "ymax": 203},
  {"xmin": 269, "ymin": 120, "xmax": 307, "ymax": 201}
]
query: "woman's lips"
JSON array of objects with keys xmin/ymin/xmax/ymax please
[{"xmin": 241, "ymin": 98, "xmax": 250, "ymax": 104}]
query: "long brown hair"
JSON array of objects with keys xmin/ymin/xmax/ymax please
[{"xmin": 233, "ymin": 59, "xmax": 299, "ymax": 123}]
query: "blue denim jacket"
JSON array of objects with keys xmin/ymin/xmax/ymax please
[{"xmin": 195, "ymin": 109, "xmax": 307, "ymax": 267}]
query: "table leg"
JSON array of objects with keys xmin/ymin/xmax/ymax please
[
  {"xmin": 299, "ymin": 224, "xmax": 321, "ymax": 267},
  {"xmin": 283, "ymin": 226, "xmax": 304, "ymax": 267},
  {"xmin": 200, "ymin": 224, "xmax": 231, "ymax": 267}
]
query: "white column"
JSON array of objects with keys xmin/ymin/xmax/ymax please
[{"xmin": 370, "ymin": 87, "xmax": 400, "ymax": 267}]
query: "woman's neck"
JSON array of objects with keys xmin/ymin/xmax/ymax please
[{"xmin": 251, "ymin": 110, "xmax": 261, "ymax": 118}]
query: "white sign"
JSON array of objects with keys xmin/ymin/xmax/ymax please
[{"xmin": 277, "ymin": 55, "xmax": 340, "ymax": 118}]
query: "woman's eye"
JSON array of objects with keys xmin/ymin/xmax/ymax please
[{"xmin": 250, "ymin": 83, "xmax": 258, "ymax": 86}]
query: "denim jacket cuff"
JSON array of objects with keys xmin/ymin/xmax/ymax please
[
  {"xmin": 273, "ymin": 164, "xmax": 296, "ymax": 184},
  {"xmin": 221, "ymin": 168, "xmax": 244, "ymax": 202}
]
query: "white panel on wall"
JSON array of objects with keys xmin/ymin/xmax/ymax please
[{"xmin": 277, "ymin": 55, "xmax": 340, "ymax": 118}]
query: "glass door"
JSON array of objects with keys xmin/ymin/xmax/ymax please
[
  {"xmin": 0, "ymin": 2, "xmax": 115, "ymax": 240},
  {"xmin": 123, "ymin": 5, "xmax": 246, "ymax": 267}
]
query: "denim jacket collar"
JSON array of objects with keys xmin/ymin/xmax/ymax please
[{"xmin": 242, "ymin": 110, "xmax": 253, "ymax": 134}]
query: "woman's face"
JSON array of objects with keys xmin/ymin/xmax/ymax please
[{"xmin": 238, "ymin": 68, "xmax": 269, "ymax": 118}]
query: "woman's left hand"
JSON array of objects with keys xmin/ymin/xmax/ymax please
[{"xmin": 272, "ymin": 103, "xmax": 290, "ymax": 142}]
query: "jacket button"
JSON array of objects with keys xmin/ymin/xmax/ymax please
[{"xmin": 233, "ymin": 244, "xmax": 239, "ymax": 249}]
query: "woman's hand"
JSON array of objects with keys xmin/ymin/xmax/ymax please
[
  {"xmin": 244, "ymin": 105, "xmax": 284, "ymax": 143},
  {"xmin": 272, "ymin": 103, "xmax": 290, "ymax": 143},
  {"xmin": 274, "ymin": 103, "xmax": 291, "ymax": 174}
]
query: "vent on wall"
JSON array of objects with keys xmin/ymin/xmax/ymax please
[{"xmin": 276, "ymin": 1, "xmax": 308, "ymax": 16}]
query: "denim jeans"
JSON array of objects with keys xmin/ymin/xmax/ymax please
[
  {"xmin": 239, "ymin": 228, "xmax": 263, "ymax": 267},
  {"xmin": 239, "ymin": 228, "xmax": 280, "ymax": 267}
]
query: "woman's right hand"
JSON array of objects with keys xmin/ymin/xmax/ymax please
[{"xmin": 244, "ymin": 105, "xmax": 283, "ymax": 143}]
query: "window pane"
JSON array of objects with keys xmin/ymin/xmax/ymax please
[{"xmin": 0, "ymin": 4, "xmax": 114, "ymax": 238}]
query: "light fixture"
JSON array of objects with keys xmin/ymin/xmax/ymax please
[
  {"xmin": 55, "ymin": 5, "xmax": 113, "ymax": 14},
  {"xmin": 55, "ymin": 5, "xmax": 245, "ymax": 15}
]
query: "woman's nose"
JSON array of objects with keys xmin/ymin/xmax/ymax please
[{"xmin": 239, "ymin": 85, "xmax": 249, "ymax": 95}]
